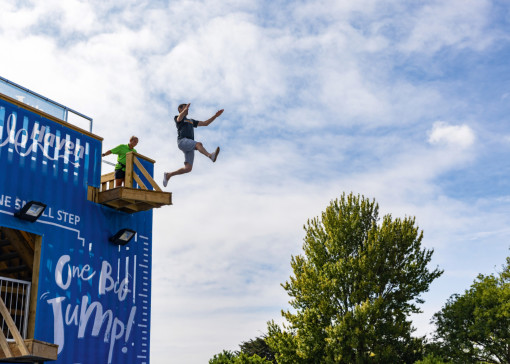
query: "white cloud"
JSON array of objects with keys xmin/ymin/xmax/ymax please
[
  {"xmin": 428, "ymin": 121, "xmax": 476, "ymax": 148},
  {"xmin": 400, "ymin": 0, "xmax": 493, "ymax": 53},
  {"xmin": 1, "ymin": 1, "xmax": 509, "ymax": 363},
  {"xmin": 148, "ymin": 13, "xmax": 288, "ymax": 114}
]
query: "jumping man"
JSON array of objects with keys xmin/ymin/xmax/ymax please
[{"xmin": 163, "ymin": 103, "xmax": 223, "ymax": 187}]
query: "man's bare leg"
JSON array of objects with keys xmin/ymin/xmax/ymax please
[
  {"xmin": 163, "ymin": 163, "xmax": 192, "ymax": 187},
  {"xmin": 195, "ymin": 142, "xmax": 212, "ymax": 158},
  {"xmin": 196, "ymin": 142, "xmax": 220, "ymax": 162}
]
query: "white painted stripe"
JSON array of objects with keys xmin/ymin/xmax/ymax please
[{"xmin": 133, "ymin": 254, "xmax": 137, "ymax": 304}]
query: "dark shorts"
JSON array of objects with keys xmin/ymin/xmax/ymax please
[{"xmin": 115, "ymin": 169, "xmax": 125, "ymax": 179}]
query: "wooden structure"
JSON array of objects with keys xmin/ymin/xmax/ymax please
[
  {"xmin": 88, "ymin": 152, "xmax": 172, "ymax": 213},
  {"xmin": 0, "ymin": 229, "xmax": 55, "ymax": 363}
]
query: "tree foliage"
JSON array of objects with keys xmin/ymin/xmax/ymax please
[
  {"xmin": 432, "ymin": 256, "xmax": 510, "ymax": 364},
  {"xmin": 240, "ymin": 336, "xmax": 276, "ymax": 363},
  {"xmin": 267, "ymin": 193, "xmax": 443, "ymax": 363},
  {"xmin": 209, "ymin": 350, "xmax": 272, "ymax": 364},
  {"xmin": 414, "ymin": 354, "xmax": 453, "ymax": 364}
]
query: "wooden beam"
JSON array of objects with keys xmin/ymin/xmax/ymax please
[
  {"xmin": 87, "ymin": 186, "xmax": 99, "ymax": 203},
  {"xmin": 100, "ymin": 172, "xmax": 115, "ymax": 183},
  {"xmin": 125, "ymin": 153, "xmax": 134, "ymax": 188},
  {"xmin": 1, "ymin": 229, "xmax": 33, "ymax": 271},
  {"xmin": 0, "ymin": 326, "xmax": 13, "ymax": 358},
  {"xmin": 133, "ymin": 157, "xmax": 162, "ymax": 191},
  {"xmin": 0, "ymin": 339, "xmax": 58, "ymax": 361},
  {"xmin": 27, "ymin": 235, "xmax": 41, "ymax": 339},
  {"xmin": 18, "ymin": 232, "xmax": 34, "ymax": 251},
  {"xmin": 0, "ymin": 296, "xmax": 29, "ymax": 356},
  {"xmin": 0, "ymin": 230, "xmax": 20, "ymax": 278},
  {"xmin": 98, "ymin": 188, "xmax": 172, "ymax": 205},
  {"xmin": 133, "ymin": 172, "xmax": 148, "ymax": 190},
  {"xmin": 119, "ymin": 188, "xmax": 171, "ymax": 204},
  {"xmin": 131, "ymin": 152, "xmax": 155, "ymax": 164},
  {"xmin": 0, "ymin": 266, "xmax": 29, "ymax": 274},
  {"xmin": 0, "ymin": 252, "xmax": 19, "ymax": 262}
]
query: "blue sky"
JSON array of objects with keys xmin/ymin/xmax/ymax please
[{"xmin": 1, "ymin": 0, "xmax": 510, "ymax": 362}]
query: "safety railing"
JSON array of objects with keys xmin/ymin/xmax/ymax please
[
  {"xmin": 0, "ymin": 75, "xmax": 93, "ymax": 132},
  {"xmin": 100, "ymin": 152, "xmax": 161, "ymax": 192},
  {"xmin": 0, "ymin": 277, "xmax": 30, "ymax": 341}
]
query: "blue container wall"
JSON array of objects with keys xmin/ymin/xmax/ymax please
[{"xmin": 0, "ymin": 96, "xmax": 151, "ymax": 364}]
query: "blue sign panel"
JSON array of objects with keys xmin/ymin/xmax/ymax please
[{"xmin": 0, "ymin": 96, "xmax": 151, "ymax": 364}]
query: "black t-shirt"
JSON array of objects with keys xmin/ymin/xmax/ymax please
[{"xmin": 174, "ymin": 116, "xmax": 199, "ymax": 140}]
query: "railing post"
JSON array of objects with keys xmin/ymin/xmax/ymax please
[{"xmin": 125, "ymin": 152, "xmax": 134, "ymax": 188}]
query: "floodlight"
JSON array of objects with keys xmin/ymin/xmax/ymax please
[
  {"xmin": 14, "ymin": 201, "xmax": 47, "ymax": 222},
  {"xmin": 109, "ymin": 228, "xmax": 136, "ymax": 245}
]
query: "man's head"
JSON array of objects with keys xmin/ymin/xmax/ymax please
[
  {"xmin": 129, "ymin": 136, "xmax": 139, "ymax": 148},
  {"xmin": 178, "ymin": 103, "xmax": 189, "ymax": 115}
]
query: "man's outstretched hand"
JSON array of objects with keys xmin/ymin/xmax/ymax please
[{"xmin": 215, "ymin": 109, "xmax": 224, "ymax": 118}]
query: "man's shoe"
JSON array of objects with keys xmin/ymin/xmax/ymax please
[
  {"xmin": 163, "ymin": 173, "xmax": 170, "ymax": 187},
  {"xmin": 210, "ymin": 147, "xmax": 220, "ymax": 162}
]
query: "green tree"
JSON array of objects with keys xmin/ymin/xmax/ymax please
[
  {"xmin": 432, "ymin": 256, "xmax": 510, "ymax": 364},
  {"xmin": 209, "ymin": 349, "xmax": 273, "ymax": 364},
  {"xmin": 267, "ymin": 193, "xmax": 443, "ymax": 363},
  {"xmin": 240, "ymin": 336, "xmax": 276, "ymax": 363},
  {"xmin": 414, "ymin": 354, "xmax": 452, "ymax": 364},
  {"xmin": 210, "ymin": 350, "xmax": 237, "ymax": 364}
]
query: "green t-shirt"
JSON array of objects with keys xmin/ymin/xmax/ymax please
[{"xmin": 110, "ymin": 144, "xmax": 137, "ymax": 171}]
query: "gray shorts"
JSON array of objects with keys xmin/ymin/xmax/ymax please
[{"xmin": 178, "ymin": 138, "xmax": 197, "ymax": 165}]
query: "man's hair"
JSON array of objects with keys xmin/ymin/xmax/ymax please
[
  {"xmin": 178, "ymin": 104, "xmax": 187, "ymax": 112},
  {"xmin": 130, "ymin": 136, "xmax": 138, "ymax": 141}
]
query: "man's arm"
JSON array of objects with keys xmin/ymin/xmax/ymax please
[
  {"xmin": 198, "ymin": 109, "xmax": 224, "ymax": 127},
  {"xmin": 176, "ymin": 103, "xmax": 190, "ymax": 122},
  {"xmin": 102, "ymin": 144, "xmax": 122, "ymax": 157}
]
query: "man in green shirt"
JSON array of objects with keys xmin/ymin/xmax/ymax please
[{"xmin": 102, "ymin": 136, "xmax": 138, "ymax": 187}]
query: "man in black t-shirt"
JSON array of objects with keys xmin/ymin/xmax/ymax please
[{"xmin": 163, "ymin": 103, "xmax": 224, "ymax": 187}]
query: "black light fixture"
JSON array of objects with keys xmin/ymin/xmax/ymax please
[
  {"xmin": 109, "ymin": 228, "xmax": 136, "ymax": 245},
  {"xmin": 14, "ymin": 201, "xmax": 47, "ymax": 222}
]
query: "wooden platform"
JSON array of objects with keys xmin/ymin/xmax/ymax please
[
  {"xmin": 90, "ymin": 186, "xmax": 172, "ymax": 214},
  {"xmin": 0, "ymin": 339, "xmax": 57, "ymax": 362}
]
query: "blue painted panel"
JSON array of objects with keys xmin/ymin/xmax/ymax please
[{"xmin": 0, "ymin": 97, "xmax": 151, "ymax": 364}]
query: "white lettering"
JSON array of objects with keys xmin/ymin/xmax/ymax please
[
  {"xmin": 47, "ymin": 297, "xmax": 66, "ymax": 354},
  {"xmin": 99, "ymin": 261, "xmax": 130, "ymax": 301},
  {"xmin": 55, "ymin": 255, "xmax": 96, "ymax": 290},
  {"xmin": 42, "ymin": 207, "xmax": 54, "ymax": 218},
  {"xmin": 48, "ymin": 253, "xmax": 138, "ymax": 363},
  {"xmin": 109, "ymin": 318, "xmax": 125, "ymax": 364},
  {"xmin": 0, "ymin": 112, "xmax": 85, "ymax": 166},
  {"xmin": 0, "ymin": 195, "xmax": 11, "ymax": 208},
  {"xmin": 55, "ymin": 255, "xmax": 72, "ymax": 290},
  {"xmin": 65, "ymin": 304, "xmax": 79, "ymax": 326},
  {"xmin": 78, "ymin": 295, "xmax": 113, "ymax": 340}
]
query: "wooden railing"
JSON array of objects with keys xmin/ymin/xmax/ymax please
[
  {"xmin": 91, "ymin": 152, "xmax": 171, "ymax": 213},
  {"xmin": 100, "ymin": 152, "xmax": 161, "ymax": 192},
  {"xmin": 0, "ymin": 295, "xmax": 29, "ymax": 358}
]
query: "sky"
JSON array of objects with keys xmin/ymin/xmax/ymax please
[{"xmin": 1, "ymin": 0, "xmax": 510, "ymax": 362}]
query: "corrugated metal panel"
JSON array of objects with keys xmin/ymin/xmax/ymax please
[{"xmin": 0, "ymin": 95, "xmax": 151, "ymax": 363}]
